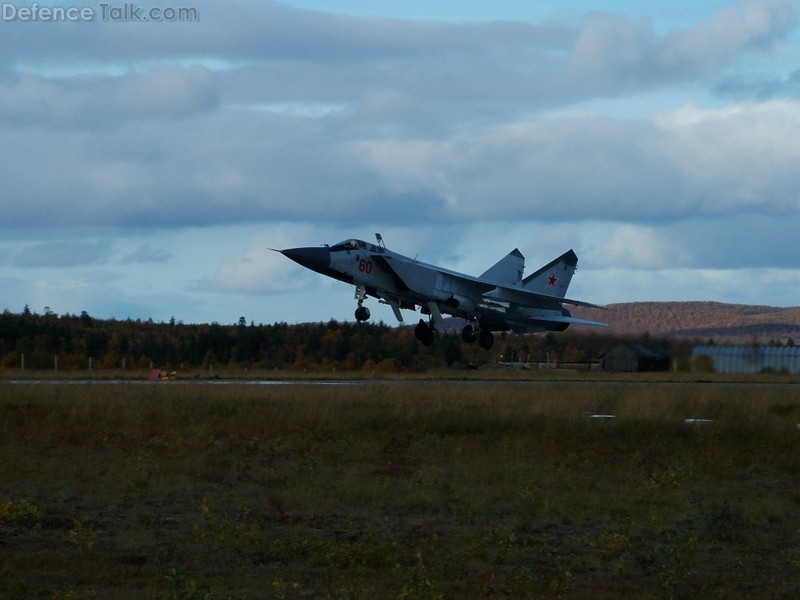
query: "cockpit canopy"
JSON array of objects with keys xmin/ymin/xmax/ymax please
[{"xmin": 330, "ymin": 239, "xmax": 382, "ymax": 253}]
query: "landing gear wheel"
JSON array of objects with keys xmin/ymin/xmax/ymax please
[
  {"xmin": 478, "ymin": 330, "xmax": 494, "ymax": 350},
  {"xmin": 415, "ymin": 319, "xmax": 435, "ymax": 347},
  {"xmin": 355, "ymin": 305, "xmax": 371, "ymax": 322},
  {"xmin": 462, "ymin": 324, "xmax": 478, "ymax": 344}
]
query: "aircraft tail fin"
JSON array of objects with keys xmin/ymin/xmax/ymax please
[
  {"xmin": 522, "ymin": 249, "xmax": 578, "ymax": 298},
  {"xmin": 479, "ymin": 249, "xmax": 525, "ymax": 285}
]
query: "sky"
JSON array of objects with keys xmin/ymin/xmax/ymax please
[{"xmin": 2, "ymin": 0, "xmax": 800, "ymax": 325}]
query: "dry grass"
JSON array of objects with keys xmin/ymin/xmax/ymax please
[{"xmin": 2, "ymin": 380, "xmax": 800, "ymax": 598}]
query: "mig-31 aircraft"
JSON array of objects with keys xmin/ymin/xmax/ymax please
[{"xmin": 276, "ymin": 234, "xmax": 606, "ymax": 349}]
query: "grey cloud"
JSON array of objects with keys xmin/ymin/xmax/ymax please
[
  {"xmin": 1, "ymin": 2, "xmax": 799, "ymax": 231},
  {"xmin": 121, "ymin": 244, "xmax": 172, "ymax": 264},
  {"xmin": 0, "ymin": 75, "xmax": 65, "ymax": 122},
  {"xmin": 0, "ymin": 105, "xmax": 449, "ymax": 228},
  {"xmin": 557, "ymin": 0, "xmax": 800, "ymax": 97},
  {"xmin": 660, "ymin": 0, "xmax": 799, "ymax": 67},
  {"xmin": 593, "ymin": 214, "xmax": 800, "ymax": 272},
  {"xmin": 3, "ymin": 0, "xmax": 796, "ymax": 116},
  {"xmin": 15, "ymin": 241, "xmax": 112, "ymax": 268},
  {"xmin": 210, "ymin": 0, "xmax": 800, "ymax": 116},
  {"xmin": 0, "ymin": 2, "xmax": 569, "ymax": 67},
  {"xmin": 672, "ymin": 214, "xmax": 800, "ymax": 269},
  {"xmin": 0, "ymin": 65, "xmax": 217, "ymax": 125},
  {"xmin": 351, "ymin": 102, "xmax": 800, "ymax": 223},
  {"xmin": 88, "ymin": 65, "xmax": 218, "ymax": 118},
  {"xmin": 2, "ymin": 100, "xmax": 800, "ymax": 229},
  {"xmin": 714, "ymin": 69, "xmax": 800, "ymax": 100}
]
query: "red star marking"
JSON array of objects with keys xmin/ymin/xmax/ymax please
[{"xmin": 547, "ymin": 273, "xmax": 558, "ymax": 287}]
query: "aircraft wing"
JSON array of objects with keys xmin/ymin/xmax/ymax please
[
  {"xmin": 376, "ymin": 253, "xmax": 605, "ymax": 311},
  {"xmin": 375, "ymin": 253, "xmax": 496, "ymax": 295}
]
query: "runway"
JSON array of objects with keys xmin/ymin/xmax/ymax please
[{"xmin": 3, "ymin": 377, "xmax": 799, "ymax": 389}]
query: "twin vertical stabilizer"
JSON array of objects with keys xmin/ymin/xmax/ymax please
[
  {"xmin": 479, "ymin": 248, "xmax": 525, "ymax": 286},
  {"xmin": 481, "ymin": 248, "xmax": 578, "ymax": 299},
  {"xmin": 521, "ymin": 249, "xmax": 578, "ymax": 299}
]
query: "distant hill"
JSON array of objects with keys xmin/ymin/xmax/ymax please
[{"xmin": 573, "ymin": 301, "xmax": 800, "ymax": 343}]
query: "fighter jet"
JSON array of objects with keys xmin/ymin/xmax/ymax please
[{"xmin": 276, "ymin": 234, "xmax": 606, "ymax": 349}]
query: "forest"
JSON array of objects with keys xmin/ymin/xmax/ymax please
[{"xmin": 0, "ymin": 306, "xmax": 682, "ymax": 373}]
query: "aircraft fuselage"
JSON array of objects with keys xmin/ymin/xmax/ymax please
[{"xmin": 279, "ymin": 236, "xmax": 606, "ymax": 348}]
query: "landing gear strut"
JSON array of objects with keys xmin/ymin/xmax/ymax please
[
  {"xmin": 354, "ymin": 286, "xmax": 371, "ymax": 322},
  {"xmin": 415, "ymin": 319, "xmax": 435, "ymax": 347}
]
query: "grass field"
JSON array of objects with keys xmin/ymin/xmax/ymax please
[{"xmin": 2, "ymin": 378, "xmax": 800, "ymax": 598}]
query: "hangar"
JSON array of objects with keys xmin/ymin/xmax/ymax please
[{"xmin": 691, "ymin": 345, "xmax": 800, "ymax": 374}]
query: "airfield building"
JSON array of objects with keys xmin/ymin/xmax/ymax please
[
  {"xmin": 692, "ymin": 345, "xmax": 800, "ymax": 374},
  {"xmin": 601, "ymin": 344, "xmax": 671, "ymax": 372}
]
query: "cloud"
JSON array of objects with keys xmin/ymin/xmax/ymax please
[
  {"xmin": 353, "ymin": 100, "xmax": 800, "ymax": 222},
  {"xmin": 580, "ymin": 264, "xmax": 800, "ymax": 306},
  {"xmin": 0, "ymin": 2, "xmax": 567, "ymax": 69},
  {"xmin": 0, "ymin": 65, "xmax": 217, "ymax": 125},
  {"xmin": 2, "ymin": 94, "xmax": 800, "ymax": 230},
  {"xmin": 659, "ymin": 0, "xmax": 799, "ymax": 69},
  {"xmin": 14, "ymin": 241, "xmax": 112, "ymax": 268},
  {"xmin": 210, "ymin": 249, "xmax": 312, "ymax": 295},
  {"xmin": 207, "ymin": 226, "xmax": 326, "ymax": 294},
  {"xmin": 555, "ymin": 0, "xmax": 799, "ymax": 97},
  {"xmin": 121, "ymin": 244, "xmax": 173, "ymax": 264},
  {"xmin": 714, "ymin": 68, "xmax": 800, "ymax": 100},
  {"xmin": 4, "ymin": 0, "xmax": 796, "ymax": 116},
  {"xmin": 599, "ymin": 225, "xmax": 685, "ymax": 269},
  {"xmin": 89, "ymin": 65, "xmax": 218, "ymax": 119}
]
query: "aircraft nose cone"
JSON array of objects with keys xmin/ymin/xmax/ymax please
[{"xmin": 281, "ymin": 247, "xmax": 330, "ymax": 274}]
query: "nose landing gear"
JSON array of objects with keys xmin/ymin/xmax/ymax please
[{"xmin": 354, "ymin": 286, "xmax": 371, "ymax": 322}]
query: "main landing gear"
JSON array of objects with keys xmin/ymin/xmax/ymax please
[
  {"xmin": 415, "ymin": 319, "xmax": 435, "ymax": 347},
  {"xmin": 354, "ymin": 286, "xmax": 371, "ymax": 322},
  {"xmin": 414, "ymin": 318, "xmax": 493, "ymax": 349},
  {"xmin": 461, "ymin": 322, "xmax": 494, "ymax": 350}
]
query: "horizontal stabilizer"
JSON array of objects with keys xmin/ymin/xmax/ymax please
[
  {"xmin": 486, "ymin": 285, "xmax": 606, "ymax": 310},
  {"xmin": 535, "ymin": 314, "xmax": 608, "ymax": 327}
]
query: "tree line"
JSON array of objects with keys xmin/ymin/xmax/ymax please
[{"xmin": 0, "ymin": 306, "xmax": 683, "ymax": 372}]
